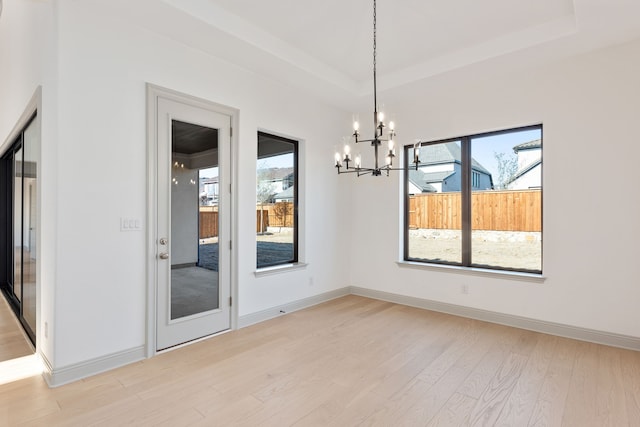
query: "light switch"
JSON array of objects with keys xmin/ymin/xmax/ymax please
[{"xmin": 120, "ymin": 217, "xmax": 142, "ymax": 231}]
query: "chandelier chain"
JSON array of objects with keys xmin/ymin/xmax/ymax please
[{"xmin": 373, "ymin": 0, "xmax": 377, "ymax": 114}]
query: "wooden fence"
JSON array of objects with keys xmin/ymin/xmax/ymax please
[
  {"xmin": 409, "ymin": 189, "xmax": 541, "ymax": 232},
  {"xmin": 256, "ymin": 202, "xmax": 294, "ymax": 231},
  {"xmin": 199, "ymin": 206, "xmax": 219, "ymax": 238},
  {"xmin": 199, "ymin": 202, "xmax": 294, "ymax": 238}
]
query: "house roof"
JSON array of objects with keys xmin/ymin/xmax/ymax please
[
  {"xmin": 508, "ymin": 159, "xmax": 542, "ymax": 183},
  {"xmin": 408, "ymin": 169, "xmax": 460, "ymax": 192},
  {"xmin": 422, "ymin": 170, "xmax": 456, "ymax": 183},
  {"xmin": 419, "ymin": 142, "xmax": 491, "ymax": 175},
  {"xmin": 200, "ymin": 177, "xmax": 219, "ymax": 184},
  {"xmin": 274, "ymin": 186, "xmax": 294, "ymax": 200},
  {"xmin": 513, "ymin": 139, "xmax": 542, "ymax": 153}
]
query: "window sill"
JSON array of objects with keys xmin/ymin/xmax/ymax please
[
  {"xmin": 255, "ymin": 262, "xmax": 308, "ymax": 277},
  {"xmin": 396, "ymin": 261, "xmax": 546, "ymax": 283}
]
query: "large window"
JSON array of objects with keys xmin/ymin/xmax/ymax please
[
  {"xmin": 256, "ymin": 132, "xmax": 298, "ymax": 268},
  {"xmin": 405, "ymin": 125, "xmax": 542, "ymax": 274}
]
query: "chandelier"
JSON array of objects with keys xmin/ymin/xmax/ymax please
[{"xmin": 335, "ymin": 0, "xmax": 420, "ymax": 176}]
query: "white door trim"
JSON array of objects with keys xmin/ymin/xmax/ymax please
[{"xmin": 145, "ymin": 84, "xmax": 239, "ymax": 358}]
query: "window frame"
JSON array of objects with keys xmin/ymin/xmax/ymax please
[
  {"xmin": 256, "ymin": 131, "xmax": 299, "ymax": 269},
  {"xmin": 403, "ymin": 124, "xmax": 543, "ymax": 275}
]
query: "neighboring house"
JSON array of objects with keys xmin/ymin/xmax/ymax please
[
  {"xmin": 273, "ymin": 186, "xmax": 294, "ymax": 202},
  {"xmin": 408, "ymin": 169, "xmax": 447, "ymax": 193},
  {"xmin": 508, "ymin": 139, "xmax": 542, "ymax": 190},
  {"xmin": 408, "ymin": 142, "xmax": 493, "ymax": 194},
  {"xmin": 257, "ymin": 167, "xmax": 294, "ymax": 200},
  {"xmin": 199, "ymin": 176, "xmax": 219, "ymax": 205}
]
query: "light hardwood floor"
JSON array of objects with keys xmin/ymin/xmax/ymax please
[
  {"xmin": 0, "ymin": 294, "xmax": 33, "ymax": 363},
  {"xmin": 2, "ymin": 295, "xmax": 639, "ymax": 426}
]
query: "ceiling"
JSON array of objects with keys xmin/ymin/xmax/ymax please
[
  {"xmin": 172, "ymin": 120, "xmax": 218, "ymax": 155},
  {"xmin": 101, "ymin": 0, "xmax": 640, "ymax": 109}
]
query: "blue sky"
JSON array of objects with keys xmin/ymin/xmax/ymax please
[{"xmin": 471, "ymin": 128, "xmax": 541, "ymax": 177}]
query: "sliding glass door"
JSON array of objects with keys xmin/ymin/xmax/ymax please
[{"xmin": 1, "ymin": 114, "xmax": 38, "ymax": 344}]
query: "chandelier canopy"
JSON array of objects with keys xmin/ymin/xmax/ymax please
[{"xmin": 335, "ymin": 0, "xmax": 420, "ymax": 177}]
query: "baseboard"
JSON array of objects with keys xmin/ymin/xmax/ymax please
[
  {"xmin": 40, "ymin": 286, "xmax": 637, "ymax": 388},
  {"xmin": 350, "ymin": 286, "xmax": 640, "ymax": 351},
  {"xmin": 42, "ymin": 346, "xmax": 146, "ymax": 388},
  {"xmin": 238, "ymin": 287, "xmax": 350, "ymax": 328}
]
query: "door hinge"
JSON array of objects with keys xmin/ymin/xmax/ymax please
[
  {"xmin": 229, "ymin": 183, "xmax": 232, "ymax": 193},
  {"xmin": 229, "ymin": 296, "xmax": 232, "ymax": 307},
  {"xmin": 229, "ymin": 240, "xmax": 232, "ymax": 250},
  {"xmin": 230, "ymin": 127, "xmax": 233, "ymax": 137}
]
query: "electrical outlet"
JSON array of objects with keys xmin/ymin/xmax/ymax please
[{"xmin": 461, "ymin": 284, "xmax": 469, "ymax": 295}]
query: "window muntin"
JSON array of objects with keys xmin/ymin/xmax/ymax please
[
  {"xmin": 256, "ymin": 132, "xmax": 298, "ymax": 268},
  {"xmin": 405, "ymin": 125, "xmax": 542, "ymax": 274}
]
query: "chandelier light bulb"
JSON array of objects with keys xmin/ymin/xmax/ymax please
[
  {"xmin": 389, "ymin": 121, "xmax": 395, "ymax": 131},
  {"xmin": 353, "ymin": 121, "xmax": 360, "ymax": 132},
  {"xmin": 334, "ymin": 151, "xmax": 342, "ymax": 166},
  {"xmin": 388, "ymin": 138, "xmax": 394, "ymax": 151},
  {"xmin": 414, "ymin": 141, "xmax": 421, "ymax": 163},
  {"xmin": 355, "ymin": 154, "xmax": 362, "ymax": 169},
  {"xmin": 378, "ymin": 111, "xmax": 384, "ymax": 123}
]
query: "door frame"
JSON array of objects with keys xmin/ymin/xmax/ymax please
[{"xmin": 145, "ymin": 84, "xmax": 239, "ymax": 357}]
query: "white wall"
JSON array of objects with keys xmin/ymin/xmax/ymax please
[
  {"xmin": 510, "ymin": 163, "xmax": 542, "ymax": 190},
  {"xmin": 0, "ymin": 0, "xmax": 57, "ymax": 366},
  {"xmin": 170, "ymin": 165, "xmax": 198, "ymax": 266},
  {"xmin": 49, "ymin": 1, "xmax": 350, "ymax": 368},
  {"xmin": 517, "ymin": 147, "xmax": 541, "ymax": 170},
  {"xmin": 349, "ymin": 38, "xmax": 640, "ymax": 338}
]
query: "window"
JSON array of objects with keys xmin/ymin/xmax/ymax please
[
  {"xmin": 256, "ymin": 132, "xmax": 298, "ymax": 268},
  {"xmin": 472, "ymin": 171, "xmax": 480, "ymax": 188},
  {"xmin": 405, "ymin": 125, "xmax": 542, "ymax": 274}
]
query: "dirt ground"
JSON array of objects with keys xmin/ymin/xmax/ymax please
[
  {"xmin": 207, "ymin": 228, "xmax": 541, "ymax": 272},
  {"xmin": 256, "ymin": 227, "xmax": 295, "ymax": 244},
  {"xmin": 408, "ymin": 230, "xmax": 542, "ymax": 272}
]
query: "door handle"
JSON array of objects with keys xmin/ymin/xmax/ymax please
[
  {"xmin": 159, "ymin": 237, "xmax": 168, "ymax": 245},
  {"xmin": 159, "ymin": 252, "xmax": 169, "ymax": 260}
]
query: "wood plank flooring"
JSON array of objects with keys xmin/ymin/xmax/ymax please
[
  {"xmin": 1, "ymin": 295, "xmax": 639, "ymax": 426},
  {"xmin": 0, "ymin": 294, "xmax": 33, "ymax": 363}
]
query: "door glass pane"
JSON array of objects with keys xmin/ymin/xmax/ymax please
[
  {"xmin": 170, "ymin": 120, "xmax": 220, "ymax": 320},
  {"xmin": 470, "ymin": 128, "xmax": 542, "ymax": 272},
  {"xmin": 407, "ymin": 141, "xmax": 462, "ymax": 264},
  {"xmin": 13, "ymin": 146, "xmax": 23, "ymax": 301},
  {"xmin": 22, "ymin": 119, "xmax": 38, "ymax": 330}
]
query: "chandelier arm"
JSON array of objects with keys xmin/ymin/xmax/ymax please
[
  {"xmin": 337, "ymin": 168, "xmax": 374, "ymax": 176},
  {"xmin": 355, "ymin": 136, "xmax": 393, "ymax": 144}
]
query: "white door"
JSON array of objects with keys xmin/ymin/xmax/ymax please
[{"xmin": 155, "ymin": 96, "xmax": 231, "ymax": 350}]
